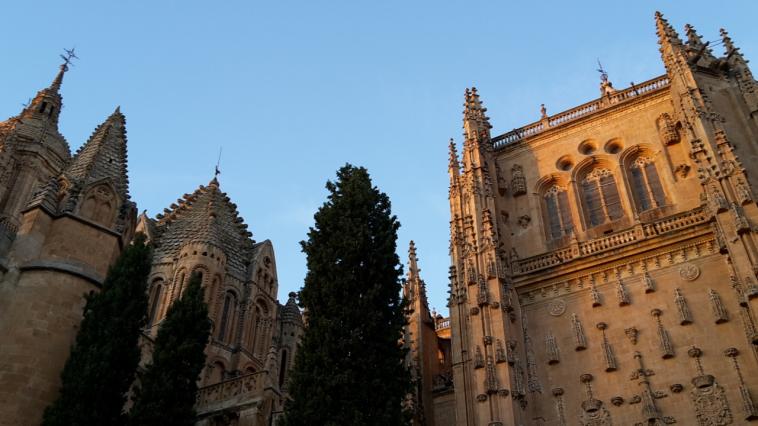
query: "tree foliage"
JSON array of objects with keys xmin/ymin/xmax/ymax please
[
  {"xmin": 43, "ymin": 234, "xmax": 152, "ymax": 426},
  {"xmin": 281, "ymin": 164, "xmax": 411, "ymax": 426},
  {"xmin": 128, "ymin": 273, "xmax": 211, "ymax": 426}
]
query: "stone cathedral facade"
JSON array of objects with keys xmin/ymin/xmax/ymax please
[
  {"xmin": 0, "ymin": 60, "xmax": 302, "ymax": 426},
  {"xmin": 409, "ymin": 13, "xmax": 758, "ymax": 426}
]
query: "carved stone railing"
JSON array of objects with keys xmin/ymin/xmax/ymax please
[
  {"xmin": 513, "ymin": 207, "xmax": 708, "ymax": 275},
  {"xmin": 492, "ymin": 75, "xmax": 670, "ymax": 149},
  {"xmin": 435, "ymin": 318, "xmax": 450, "ymax": 330},
  {"xmin": 195, "ymin": 371, "xmax": 266, "ymax": 414}
]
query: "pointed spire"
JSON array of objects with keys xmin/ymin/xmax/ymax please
[
  {"xmin": 65, "ymin": 106, "xmax": 130, "ymax": 201},
  {"xmin": 684, "ymin": 23, "xmax": 716, "ymax": 63},
  {"xmin": 463, "ymin": 87, "xmax": 492, "ymax": 142},
  {"xmin": 720, "ymin": 28, "xmax": 747, "ymax": 64},
  {"xmin": 448, "ymin": 138, "xmax": 460, "ymax": 171},
  {"xmin": 655, "ymin": 11, "xmax": 684, "ymax": 49},
  {"xmin": 49, "ymin": 62, "xmax": 68, "ymax": 92},
  {"xmin": 408, "ymin": 240, "xmax": 420, "ymax": 280}
]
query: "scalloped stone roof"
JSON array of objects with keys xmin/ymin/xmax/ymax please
[{"xmin": 149, "ymin": 178, "xmax": 255, "ymax": 277}]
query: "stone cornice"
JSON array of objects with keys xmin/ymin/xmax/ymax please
[{"xmin": 20, "ymin": 258, "xmax": 104, "ymax": 287}]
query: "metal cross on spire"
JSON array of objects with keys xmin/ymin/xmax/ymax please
[
  {"xmin": 60, "ymin": 48, "xmax": 79, "ymax": 71},
  {"xmin": 214, "ymin": 147, "xmax": 223, "ymax": 178},
  {"xmin": 596, "ymin": 59, "xmax": 608, "ymax": 82}
]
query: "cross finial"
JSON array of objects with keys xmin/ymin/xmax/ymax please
[
  {"xmin": 596, "ymin": 59, "xmax": 608, "ymax": 82},
  {"xmin": 60, "ymin": 48, "xmax": 78, "ymax": 72},
  {"xmin": 214, "ymin": 147, "xmax": 223, "ymax": 178}
]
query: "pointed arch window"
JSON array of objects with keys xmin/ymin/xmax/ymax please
[
  {"xmin": 543, "ymin": 185, "xmax": 574, "ymax": 240},
  {"xmin": 148, "ymin": 280, "xmax": 163, "ymax": 327},
  {"xmin": 629, "ymin": 157, "xmax": 665, "ymax": 212},
  {"xmin": 581, "ymin": 168, "xmax": 623, "ymax": 227},
  {"xmin": 217, "ymin": 291, "xmax": 237, "ymax": 343}
]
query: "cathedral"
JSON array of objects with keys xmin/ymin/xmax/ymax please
[
  {"xmin": 0, "ymin": 51, "xmax": 302, "ymax": 425},
  {"xmin": 406, "ymin": 12, "xmax": 758, "ymax": 426},
  {"xmin": 1, "ymin": 10, "xmax": 758, "ymax": 426}
]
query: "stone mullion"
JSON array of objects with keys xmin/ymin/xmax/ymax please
[{"xmin": 640, "ymin": 165, "xmax": 660, "ymax": 208}]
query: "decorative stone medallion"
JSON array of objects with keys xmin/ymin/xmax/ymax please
[
  {"xmin": 679, "ymin": 263, "xmax": 701, "ymax": 281},
  {"xmin": 548, "ymin": 299, "xmax": 566, "ymax": 316}
]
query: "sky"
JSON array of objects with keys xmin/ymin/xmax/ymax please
[{"xmin": 2, "ymin": 1, "xmax": 757, "ymax": 313}]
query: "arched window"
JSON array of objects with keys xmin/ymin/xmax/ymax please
[
  {"xmin": 629, "ymin": 157, "xmax": 665, "ymax": 212},
  {"xmin": 217, "ymin": 291, "xmax": 237, "ymax": 342},
  {"xmin": 543, "ymin": 185, "xmax": 573, "ymax": 240},
  {"xmin": 279, "ymin": 349, "xmax": 288, "ymax": 387},
  {"xmin": 581, "ymin": 168, "xmax": 623, "ymax": 227},
  {"xmin": 148, "ymin": 280, "xmax": 163, "ymax": 327}
]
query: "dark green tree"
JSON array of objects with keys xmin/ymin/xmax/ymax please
[
  {"xmin": 128, "ymin": 273, "xmax": 211, "ymax": 426},
  {"xmin": 281, "ymin": 164, "xmax": 411, "ymax": 426},
  {"xmin": 43, "ymin": 234, "xmax": 152, "ymax": 426}
]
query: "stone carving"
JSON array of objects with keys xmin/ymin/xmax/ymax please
[
  {"xmin": 688, "ymin": 347, "xmax": 733, "ymax": 426},
  {"xmin": 657, "ymin": 113, "xmax": 680, "ymax": 145},
  {"xmin": 572, "ymin": 313, "xmax": 588, "ymax": 351},
  {"xmin": 643, "ymin": 272, "xmax": 656, "ymax": 293},
  {"xmin": 630, "ymin": 351, "xmax": 676, "ymax": 424},
  {"xmin": 674, "ymin": 163, "xmax": 691, "ymax": 178},
  {"xmin": 470, "ymin": 306, "xmax": 479, "ymax": 315},
  {"xmin": 495, "ymin": 163, "xmax": 507, "ymax": 196},
  {"xmin": 506, "ymin": 340, "xmax": 517, "ymax": 365},
  {"xmin": 485, "ymin": 355, "xmax": 498, "ymax": 393},
  {"xmin": 477, "ymin": 275, "xmax": 489, "ymax": 306},
  {"xmin": 596, "ymin": 322, "xmax": 617, "ymax": 372},
  {"xmin": 579, "ymin": 373, "xmax": 613, "ymax": 426},
  {"xmin": 732, "ymin": 203, "xmax": 751, "ymax": 234},
  {"xmin": 474, "ymin": 346, "xmax": 484, "ymax": 369},
  {"xmin": 651, "ymin": 309, "xmax": 675, "ymax": 359},
  {"xmin": 552, "ymin": 387, "xmax": 567, "ymax": 426},
  {"xmin": 546, "ymin": 332, "xmax": 560, "ymax": 365},
  {"xmin": 517, "ymin": 215, "xmax": 531, "ymax": 229},
  {"xmin": 611, "ymin": 396, "xmax": 624, "ymax": 406},
  {"xmin": 708, "ymin": 188, "xmax": 729, "ymax": 215},
  {"xmin": 548, "ymin": 299, "xmax": 566, "ymax": 316},
  {"xmin": 724, "ymin": 347, "xmax": 758, "ymax": 420},
  {"xmin": 679, "ymin": 263, "xmax": 700, "ymax": 281},
  {"xmin": 476, "ymin": 393, "xmax": 487, "ymax": 402},
  {"xmin": 671, "ymin": 384, "xmax": 684, "ymax": 393},
  {"xmin": 589, "ymin": 276, "xmax": 602, "ymax": 307},
  {"xmin": 524, "ymin": 334, "xmax": 542, "ymax": 392},
  {"xmin": 495, "ymin": 339, "xmax": 506, "ymax": 363},
  {"xmin": 674, "ymin": 288, "xmax": 693, "ymax": 325},
  {"xmin": 512, "ymin": 356, "xmax": 526, "ymax": 397},
  {"xmin": 708, "ymin": 289, "xmax": 729, "ymax": 324},
  {"xmin": 617, "ymin": 278, "xmax": 630, "ymax": 306},
  {"xmin": 511, "ymin": 165, "xmax": 527, "ymax": 196},
  {"xmin": 736, "ymin": 178, "xmax": 753, "ymax": 205},
  {"xmin": 625, "ymin": 327, "xmax": 639, "ymax": 345}
]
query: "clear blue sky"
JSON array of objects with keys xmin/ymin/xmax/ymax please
[{"xmin": 2, "ymin": 1, "xmax": 756, "ymax": 313}]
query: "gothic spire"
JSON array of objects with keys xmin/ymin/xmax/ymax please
[
  {"xmin": 65, "ymin": 107, "xmax": 130, "ymax": 201},
  {"xmin": 720, "ymin": 28, "xmax": 747, "ymax": 65},
  {"xmin": 684, "ymin": 23, "xmax": 716, "ymax": 63},
  {"xmin": 463, "ymin": 87, "xmax": 492, "ymax": 142},
  {"xmin": 405, "ymin": 240, "xmax": 429, "ymax": 317},
  {"xmin": 408, "ymin": 240, "xmax": 420, "ymax": 281},
  {"xmin": 655, "ymin": 11, "xmax": 683, "ymax": 47},
  {"xmin": 448, "ymin": 138, "xmax": 460, "ymax": 172}
]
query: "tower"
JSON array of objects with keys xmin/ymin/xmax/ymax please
[
  {"xmin": 0, "ymin": 101, "xmax": 136, "ymax": 425},
  {"xmin": 441, "ymin": 13, "xmax": 758, "ymax": 426},
  {"xmin": 0, "ymin": 60, "xmax": 72, "ymax": 253}
]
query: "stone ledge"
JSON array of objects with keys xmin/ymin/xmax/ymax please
[{"xmin": 20, "ymin": 259, "xmax": 104, "ymax": 286}]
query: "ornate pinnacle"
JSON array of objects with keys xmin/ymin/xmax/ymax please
[
  {"xmin": 463, "ymin": 87, "xmax": 492, "ymax": 131},
  {"xmin": 654, "ymin": 11, "xmax": 683, "ymax": 47},
  {"xmin": 448, "ymin": 138, "xmax": 460, "ymax": 170},
  {"xmin": 408, "ymin": 240, "xmax": 420, "ymax": 279}
]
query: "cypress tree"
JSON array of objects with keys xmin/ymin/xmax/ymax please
[
  {"xmin": 128, "ymin": 273, "xmax": 211, "ymax": 426},
  {"xmin": 282, "ymin": 164, "xmax": 411, "ymax": 426},
  {"xmin": 42, "ymin": 233, "xmax": 152, "ymax": 426}
]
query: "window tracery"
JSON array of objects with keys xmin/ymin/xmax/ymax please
[
  {"xmin": 581, "ymin": 168, "xmax": 623, "ymax": 227},
  {"xmin": 629, "ymin": 156, "xmax": 665, "ymax": 212},
  {"xmin": 543, "ymin": 184, "xmax": 574, "ymax": 240}
]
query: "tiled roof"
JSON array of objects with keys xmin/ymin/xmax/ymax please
[{"xmin": 151, "ymin": 178, "xmax": 255, "ymax": 277}]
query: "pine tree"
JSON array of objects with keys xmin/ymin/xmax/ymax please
[
  {"xmin": 282, "ymin": 164, "xmax": 411, "ymax": 426},
  {"xmin": 42, "ymin": 234, "xmax": 152, "ymax": 426},
  {"xmin": 128, "ymin": 273, "xmax": 211, "ymax": 426}
]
